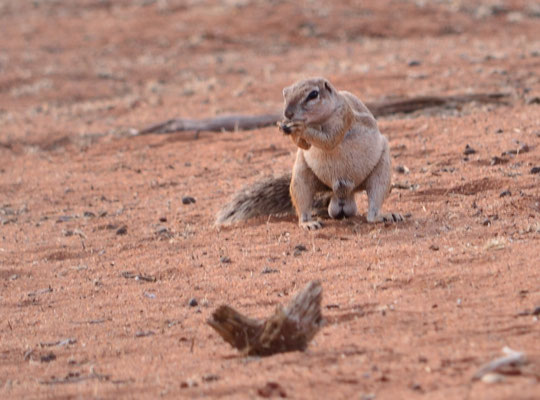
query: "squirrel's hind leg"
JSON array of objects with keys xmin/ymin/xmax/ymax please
[
  {"xmin": 328, "ymin": 179, "xmax": 357, "ymax": 219},
  {"xmin": 365, "ymin": 139, "xmax": 403, "ymax": 223},
  {"xmin": 291, "ymin": 151, "xmax": 326, "ymax": 230}
]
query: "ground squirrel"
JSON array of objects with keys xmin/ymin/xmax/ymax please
[{"xmin": 216, "ymin": 77, "xmax": 402, "ymax": 230}]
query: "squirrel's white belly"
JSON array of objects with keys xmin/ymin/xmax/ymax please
[{"xmin": 304, "ymin": 131, "xmax": 383, "ymax": 189}]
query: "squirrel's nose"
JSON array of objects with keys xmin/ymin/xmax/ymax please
[{"xmin": 284, "ymin": 107, "xmax": 294, "ymax": 120}]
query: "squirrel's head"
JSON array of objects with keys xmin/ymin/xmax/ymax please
[{"xmin": 282, "ymin": 77, "xmax": 338, "ymax": 125}]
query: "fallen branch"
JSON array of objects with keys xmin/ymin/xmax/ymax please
[
  {"xmin": 136, "ymin": 92, "xmax": 510, "ymax": 135},
  {"xmin": 208, "ymin": 280, "xmax": 323, "ymax": 356},
  {"xmin": 138, "ymin": 113, "xmax": 281, "ymax": 135},
  {"xmin": 472, "ymin": 347, "xmax": 527, "ymax": 381},
  {"xmin": 367, "ymin": 92, "xmax": 509, "ymax": 116}
]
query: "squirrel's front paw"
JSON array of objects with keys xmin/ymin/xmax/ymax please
[
  {"xmin": 279, "ymin": 121, "xmax": 310, "ymax": 149},
  {"xmin": 279, "ymin": 120, "xmax": 306, "ymax": 135},
  {"xmin": 295, "ymin": 137, "xmax": 311, "ymax": 150}
]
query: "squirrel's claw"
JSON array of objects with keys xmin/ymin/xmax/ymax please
[{"xmin": 300, "ymin": 220, "xmax": 323, "ymax": 231}]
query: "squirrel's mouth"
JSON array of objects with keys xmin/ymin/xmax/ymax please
[{"xmin": 280, "ymin": 122, "xmax": 292, "ymax": 134}]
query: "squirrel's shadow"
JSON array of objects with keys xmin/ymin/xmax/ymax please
[{"xmin": 216, "ymin": 214, "xmax": 411, "ymax": 233}]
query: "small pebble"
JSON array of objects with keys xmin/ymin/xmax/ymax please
[
  {"xmin": 40, "ymin": 352, "xmax": 56, "ymax": 363},
  {"xmin": 202, "ymin": 374, "xmax": 219, "ymax": 382},
  {"xmin": 180, "ymin": 379, "xmax": 198, "ymax": 388},
  {"xmin": 159, "ymin": 216, "xmax": 167, "ymax": 222},
  {"xmin": 188, "ymin": 298, "xmax": 198, "ymax": 307},
  {"xmin": 463, "ymin": 144, "xmax": 477, "ymax": 155},
  {"xmin": 258, "ymin": 382, "xmax": 287, "ymax": 398},
  {"xmin": 293, "ymin": 247, "xmax": 307, "ymax": 257},
  {"xmin": 526, "ymin": 96, "xmax": 540, "ymax": 105},
  {"xmin": 530, "ymin": 166, "xmax": 540, "ymax": 174},
  {"xmin": 429, "ymin": 244, "xmax": 439, "ymax": 251},
  {"xmin": 499, "ymin": 190, "xmax": 511, "ymax": 197},
  {"xmin": 395, "ymin": 165, "xmax": 410, "ymax": 174},
  {"xmin": 116, "ymin": 226, "xmax": 127, "ymax": 235},
  {"xmin": 410, "ymin": 382, "xmax": 422, "ymax": 391},
  {"xmin": 220, "ymin": 256, "xmax": 231, "ymax": 264},
  {"xmin": 155, "ymin": 226, "xmax": 168, "ymax": 234},
  {"xmin": 408, "ymin": 59, "xmax": 421, "ymax": 66},
  {"xmin": 182, "ymin": 196, "xmax": 196, "ymax": 205},
  {"xmin": 155, "ymin": 226, "xmax": 172, "ymax": 237},
  {"xmin": 490, "ymin": 156, "xmax": 507, "ymax": 166}
]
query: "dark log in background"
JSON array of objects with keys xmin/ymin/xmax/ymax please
[{"xmin": 137, "ymin": 92, "xmax": 510, "ymax": 135}]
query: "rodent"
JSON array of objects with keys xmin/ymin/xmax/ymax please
[{"xmin": 216, "ymin": 77, "xmax": 402, "ymax": 230}]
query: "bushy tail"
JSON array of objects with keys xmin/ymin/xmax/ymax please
[
  {"xmin": 216, "ymin": 173, "xmax": 295, "ymax": 225},
  {"xmin": 216, "ymin": 173, "xmax": 332, "ymax": 226}
]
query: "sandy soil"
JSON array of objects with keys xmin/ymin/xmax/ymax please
[{"xmin": 1, "ymin": 0, "xmax": 539, "ymax": 398}]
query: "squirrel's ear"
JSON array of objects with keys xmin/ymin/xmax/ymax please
[
  {"xmin": 324, "ymin": 80, "xmax": 333, "ymax": 94},
  {"xmin": 283, "ymin": 86, "xmax": 291, "ymax": 98}
]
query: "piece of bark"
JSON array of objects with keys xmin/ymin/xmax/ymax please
[
  {"xmin": 208, "ymin": 281, "xmax": 323, "ymax": 356},
  {"xmin": 136, "ymin": 92, "xmax": 509, "ymax": 135}
]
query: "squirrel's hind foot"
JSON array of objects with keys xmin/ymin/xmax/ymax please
[
  {"xmin": 368, "ymin": 212, "xmax": 403, "ymax": 224},
  {"xmin": 300, "ymin": 220, "xmax": 323, "ymax": 231}
]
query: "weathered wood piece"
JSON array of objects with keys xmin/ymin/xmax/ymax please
[{"xmin": 208, "ymin": 281, "xmax": 323, "ymax": 356}]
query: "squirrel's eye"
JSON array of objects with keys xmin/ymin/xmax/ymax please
[{"xmin": 306, "ymin": 90, "xmax": 319, "ymax": 101}]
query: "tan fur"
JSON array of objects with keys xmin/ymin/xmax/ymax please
[
  {"xmin": 216, "ymin": 77, "xmax": 402, "ymax": 230},
  {"xmin": 280, "ymin": 77, "xmax": 402, "ymax": 229}
]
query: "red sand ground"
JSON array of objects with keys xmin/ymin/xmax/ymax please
[{"xmin": 1, "ymin": 1, "xmax": 539, "ymax": 398}]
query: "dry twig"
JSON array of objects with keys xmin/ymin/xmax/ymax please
[
  {"xmin": 40, "ymin": 371, "xmax": 110, "ymax": 385},
  {"xmin": 121, "ymin": 271, "xmax": 156, "ymax": 282}
]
